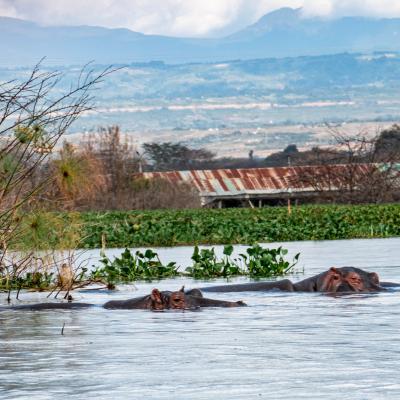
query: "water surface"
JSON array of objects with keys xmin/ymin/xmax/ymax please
[{"xmin": 1, "ymin": 238, "xmax": 400, "ymax": 399}]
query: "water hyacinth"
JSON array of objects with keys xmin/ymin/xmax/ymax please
[
  {"xmin": 80, "ymin": 204, "xmax": 400, "ymax": 248},
  {"xmin": 91, "ymin": 244, "xmax": 300, "ymax": 283},
  {"xmin": 90, "ymin": 248, "xmax": 179, "ymax": 284}
]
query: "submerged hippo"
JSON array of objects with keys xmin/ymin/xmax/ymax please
[
  {"xmin": 195, "ymin": 267, "xmax": 400, "ymax": 294},
  {"xmin": 1, "ymin": 287, "xmax": 246, "ymax": 311}
]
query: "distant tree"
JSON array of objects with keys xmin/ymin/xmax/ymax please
[
  {"xmin": 375, "ymin": 124, "xmax": 400, "ymax": 161},
  {"xmin": 195, "ymin": 156, "xmax": 264, "ymax": 170},
  {"xmin": 283, "ymin": 144, "xmax": 299, "ymax": 154},
  {"xmin": 264, "ymin": 145, "xmax": 345, "ymax": 167},
  {"xmin": 142, "ymin": 142, "xmax": 215, "ymax": 171}
]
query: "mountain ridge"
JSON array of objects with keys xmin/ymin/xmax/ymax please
[{"xmin": 1, "ymin": 8, "xmax": 400, "ymax": 66}]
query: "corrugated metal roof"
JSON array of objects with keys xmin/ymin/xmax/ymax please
[{"xmin": 135, "ymin": 164, "xmax": 376, "ymax": 198}]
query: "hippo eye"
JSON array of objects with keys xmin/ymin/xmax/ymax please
[{"xmin": 333, "ymin": 275, "xmax": 340, "ymax": 280}]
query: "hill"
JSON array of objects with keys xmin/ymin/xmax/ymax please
[{"xmin": 2, "ymin": 8, "xmax": 400, "ymax": 65}]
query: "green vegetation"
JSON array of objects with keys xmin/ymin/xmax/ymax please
[
  {"xmin": 0, "ymin": 243, "xmax": 298, "ymax": 290},
  {"xmin": 186, "ymin": 244, "xmax": 299, "ymax": 279},
  {"xmin": 0, "ymin": 270, "xmax": 55, "ymax": 292},
  {"xmin": 11, "ymin": 211, "xmax": 82, "ymax": 251},
  {"xmin": 79, "ymin": 204, "xmax": 400, "ymax": 248},
  {"xmin": 0, "ymin": 212, "xmax": 84, "ymax": 293},
  {"xmin": 241, "ymin": 245, "xmax": 300, "ymax": 278},
  {"xmin": 186, "ymin": 245, "xmax": 244, "ymax": 279},
  {"xmin": 91, "ymin": 248, "xmax": 179, "ymax": 283},
  {"xmin": 90, "ymin": 244, "xmax": 299, "ymax": 284},
  {"xmin": 3, "ymin": 204, "xmax": 398, "ymax": 291}
]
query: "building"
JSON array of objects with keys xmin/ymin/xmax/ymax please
[{"xmin": 136, "ymin": 164, "xmax": 380, "ymax": 207}]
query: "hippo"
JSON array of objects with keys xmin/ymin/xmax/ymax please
[
  {"xmin": 195, "ymin": 267, "xmax": 400, "ymax": 294},
  {"xmin": 104, "ymin": 286, "xmax": 246, "ymax": 310},
  {"xmin": 0, "ymin": 287, "xmax": 246, "ymax": 311}
]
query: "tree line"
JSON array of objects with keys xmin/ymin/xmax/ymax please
[{"xmin": 5, "ymin": 123, "xmax": 400, "ymax": 213}]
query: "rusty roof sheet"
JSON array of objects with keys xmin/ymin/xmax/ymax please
[{"xmin": 136, "ymin": 164, "xmax": 376, "ymax": 197}]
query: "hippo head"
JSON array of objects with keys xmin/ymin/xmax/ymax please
[
  {"xmin": 168, "ymin": 286, "xmax": 186, "ymax": 310},
  {"xmin": 317, "ymin": 267, "xmax": 383, "ymax": 293}
]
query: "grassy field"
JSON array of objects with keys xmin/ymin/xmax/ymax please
[{"xmin": 78, "ymin": 204, "xmax": 400, "ymax": 248}]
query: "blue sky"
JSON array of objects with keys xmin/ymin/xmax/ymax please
[{"xmin": 1, "ymin": 0, "xmax": 400, "ymax": 37}]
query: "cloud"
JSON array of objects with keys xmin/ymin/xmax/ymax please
[
  {"xmin": 0, "ymin": 0, "xmax": 400, "ymax": 37},
  {"xmin": 0, "ymin": 0, "xmax": 242, "ymax": 36},
  {"xmin": 302, "ymin": 0, "xmax": 400, "ymax": 18},
  {"xmin": 0, "ymin": 0, "xmax": 16, "ymax": 18}
]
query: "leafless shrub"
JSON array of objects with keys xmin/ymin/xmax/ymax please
[
  {"xmin": 0, "ymin": 61, "xmax": 114, "ymax": 298},
  {"xmin": 294, "ymin": 126, "xmax": 400, "ymax": 204},
  {"xmin": 80, "ymin": 126, "xmax": 141, "ymax": 209},
  {"xmin": 131, "ymin": 177, "xmax": 201, "ymax": 209}
]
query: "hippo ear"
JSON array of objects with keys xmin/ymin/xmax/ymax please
[
  {"xmin": 330, "ymin": 267, "xmax": 342, "ymax": 275},
  {"xmin": 369, "ymin": 272, "xmax": 380, "ymax": 284},
  {"xmin": 151, "ymin": 289, "xmax": 161, "ymax": 301},
  {"xmin": 179, "ymin": 286, "xmax": 185, "ymax": 292}
]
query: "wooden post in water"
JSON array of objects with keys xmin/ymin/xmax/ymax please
[
  {"xmin": 287, "ymin": 157, "xmax": 292, "ymax": 215},
  {"xmin": 101, "ymin": 233, "xmax": 106, "ymax": 253},
  {"xmin": 287, "ymin": 188, "xmax": 292, "ymax": 216}
]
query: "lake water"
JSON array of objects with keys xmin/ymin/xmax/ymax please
[{"xmin": 1, "ymin": 238, "xmax": 400, "ymax": 399}]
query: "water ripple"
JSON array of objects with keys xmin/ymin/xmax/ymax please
[{"xmin": 1, "ymin": 238, "xmax": 400, "ymax": 399}]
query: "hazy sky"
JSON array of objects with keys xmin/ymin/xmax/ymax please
[{"xmin": 1, "ymin": 0, "xmax": 400, "ymax": 37}]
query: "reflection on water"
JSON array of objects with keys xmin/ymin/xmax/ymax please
[{"xmin": 1, "ymin": 238, "xmax": 400, "ymax": 399}]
